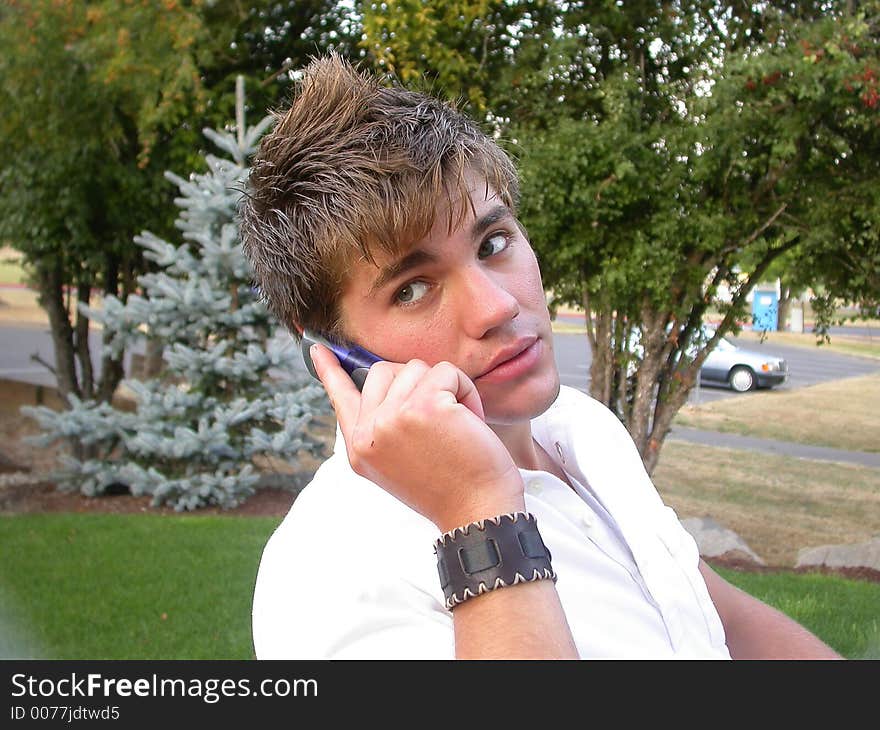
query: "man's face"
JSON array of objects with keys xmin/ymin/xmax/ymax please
[{"xmin": 337, "ymin": 172, "xmax": 560, "ymax": 425}]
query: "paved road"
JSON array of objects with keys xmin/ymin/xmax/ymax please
[
  {"xmin": 1, "ymin": 323, "xmax": 877, "ymax": 400},
  {"xmin": 668, "ymin": 426, "xmax": 880, "ymax": 468},
  {"xmin": 2, "ymin": 323, "xmax": 877, "ymax": 471},
  {"xmin": 551, "ymin": 329, "xmax": 880, "ymax": 467},
  {"xmin": 551, "ymin": 330, "xmax": 880, "ymax": 405},
  {"xmin": 0, "ymin": 324, "xmax": 114, "ymax": 388}
]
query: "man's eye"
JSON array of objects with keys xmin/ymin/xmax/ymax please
[
  {"xmin": 395, "ymin": 280, "xmax": 430, "ymax": 305},
  {"xmin": 478, "ymin": 233, "xmax": 510, "ymax": 259}
]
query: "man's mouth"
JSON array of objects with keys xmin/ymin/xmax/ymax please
[{"xmin": 475, "ymin": 336, "xmax": 542, "ymax": 383}]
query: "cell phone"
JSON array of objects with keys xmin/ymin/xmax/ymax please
[{"xmin": 301, "ymin": 329, "xmax": 383, "ymax": 392}]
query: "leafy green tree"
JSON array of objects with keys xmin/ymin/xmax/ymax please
[
  {"xmin": 0, "ymin": 1, "xmax": 208, "ymax": 403},
  {"xmin": 519, "ymin": 2, "xmax": 880, "ymax": 472},
  {"xmin": 806, "ymin": 225, "xmax": 880, "ymax": 334},
  {"xmin": 0, "ymin": 1, "xmax": 356, "ymax": 406},
  {"xmin": 357, "ymin": 0, "xmax": 563, "ymax": 124},
  {"xmin": 332, "ymin": 1, "xmax": 880, "ymax": 473},
  {"xmin": 195, "ymin": 1, "xmax": 360, "ymax": 148}
]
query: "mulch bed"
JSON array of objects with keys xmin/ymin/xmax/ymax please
[
  {"xmin": 0, "ymin": 478, "xmax": 299, "ymax": 517},
  {"xmin": 705, "ymin": 553, "xmax": 880, "ymax": 584}
]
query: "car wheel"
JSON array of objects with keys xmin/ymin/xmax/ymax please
[{"xmin": 729, "ymin": 366, "xmax": 756, "ymax": 393}]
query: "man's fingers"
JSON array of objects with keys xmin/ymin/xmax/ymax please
[
  {"xmin": 312, "ymin": 346, "xmax": 486, "ymax": 442},
  {"xmin": 310, "ymin": 343, "xmax": 361, "ymax": 438},
  {"xmin": 378, "ymin": 359, "xmax": 431, "ymax": 411},
  {"xmin": 420, "ymin": 362, "xmax": 485, "ymax": 421},
  {"xmin": 452, "ymin": 368, "xmax": 485, "ymax": 421},
  {"xmin": 358, "ymin": 360, "xmax": 404, "ymax": 417}
]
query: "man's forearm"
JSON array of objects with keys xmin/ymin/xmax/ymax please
[
  {"xmin": 700, "ymin": 560, "xmax": 842, "ymax": 660},
  {"xmin": 452, "ymin": 579, "xmax": 579, "ymax": 659},
  {"xmin": 437, "ymin": 498, "xmax": 579, "ymax": 659}
]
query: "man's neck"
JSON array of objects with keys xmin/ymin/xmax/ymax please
[
  {"xmin": 490, "ymin": 421, "xmax": 546, "ymax": 472},
  {"xmin": 490, "ymin": 421, "xmax": 571, "ymax": 488}
]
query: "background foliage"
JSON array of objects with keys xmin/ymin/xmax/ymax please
[
  {"xmin": 2, "ymin": 0, "xmax": 877, "ymax": 479},
  {"xmin": 354, "ymin": 1, "xmax": 880, "ymax": 471}
]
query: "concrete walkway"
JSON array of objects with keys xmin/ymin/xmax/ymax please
[{"xmin": 668, "ymin": 426, "xmax": 880, "ymax": 469}]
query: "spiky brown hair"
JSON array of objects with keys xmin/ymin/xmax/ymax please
[{"xmin": 239, "ymin": 53, "xmax": 519, "ymax": 339}]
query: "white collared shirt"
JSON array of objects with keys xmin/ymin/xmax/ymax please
[{"xmin": 252, "ymin": 386, "xmax": 731, "ymax": 659}]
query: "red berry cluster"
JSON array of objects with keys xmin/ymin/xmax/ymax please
[{"xmin": 859, "ymin": 66, "xmax": 878, "ymax": 109}]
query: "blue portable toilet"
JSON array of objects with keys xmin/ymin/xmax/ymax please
[{"xmin": 751, "ymin": 288, "xmax": 779, "ymax": 331}]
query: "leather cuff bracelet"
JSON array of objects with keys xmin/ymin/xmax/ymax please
[{"xmin": 434, "ymin": 512, "xmax": 556, "ymax": 610}]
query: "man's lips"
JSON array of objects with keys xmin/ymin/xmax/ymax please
[{"xmin": 474, "ymin": 336, "xmax": 541, "ymax": 382}]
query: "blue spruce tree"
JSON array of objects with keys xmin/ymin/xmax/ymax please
[{"xmin": 24, "ymin": 103, "xmax": 329, "ymax": 511}]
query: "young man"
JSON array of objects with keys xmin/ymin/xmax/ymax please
[{"xmin": 240, "ymin": 53, "xmax": 840, "ymax": 660}]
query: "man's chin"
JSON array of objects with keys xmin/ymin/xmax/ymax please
[{"xmin": 479, "ymin": 377, "xmax": 561, "ymax": 426}]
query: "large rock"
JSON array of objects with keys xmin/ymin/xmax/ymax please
[
  {"xmin": 680, "ymin": 516, "xmax": 765, "ymax": 565},
  {"xmin": 796, "ymin": 537, "xmax": 880, "ymax": 572}
]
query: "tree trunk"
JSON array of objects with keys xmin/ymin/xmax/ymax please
[
  {"xmin": 641, "ymin": 358, "xmax": 702, "ymax": 474},
  {"xmin": 34, "ymin": 262, "xmax": 80, "ymax": 402},
  {"xmin": 74, "ymin": 281, "xmax": 95, "ymax": 400},
  {"xmin": 778, "ymin": 286, "xmax": 792, "ymax": 331},
  {"xmin": 97, "ymin": 355, "xmax": 124, "ymax": 404},
  {"xmin": 585, "ymin": 288, "xmax": 614, "ymax": 407},
  {"xmin": 95, "ymin": 252, "xmax": 126, "ymax": 402},
  {"xmin": 140, "ymin": 338, "xmax": 166, "ymax": 379},
  {"xmin": 33, "ymin": 262, "xmax": 98, "ymax": 460},
  {"xmin": 627, "ymin": 308, "xmax": 664, "ymax": 454},
  {"xmin": 642, "ymin": 389, "xmax": 687, "ymax": 474}
]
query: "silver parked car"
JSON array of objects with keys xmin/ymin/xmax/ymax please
[{"xmin": 699, "ymin": 331, "xmax": 788, "ymax": 392}]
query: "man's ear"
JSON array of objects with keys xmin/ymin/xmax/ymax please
[{"xmin": 292, "ymin": 321, "xmax": 305, "ymax": 336}]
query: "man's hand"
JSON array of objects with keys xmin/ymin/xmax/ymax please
[
  {"xmin": 310, "ymin": 344, "xmax": 526, "ymax": 532},
  {"xmin": 311, "ymin": 344, "xmax": 578, "ymax": 658}
]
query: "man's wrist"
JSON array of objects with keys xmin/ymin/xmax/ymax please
[
  {"xmin": 434, "ymin": 494, "xmax": 526, "ymax": 534},
  {"xmin": 434, "ymin": 511, "xmax": 556, "ymax": 611}
]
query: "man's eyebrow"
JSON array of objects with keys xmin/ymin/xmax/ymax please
[
  {"xmin": 368, "ymin": 248, "xmax": 438, "ymax": 297},
  {"xmin": 367, "ymin": 204, "xmax": 514, "ymax": 297},
  {"xmin": 471, "ymin": 204, "xmax": 513, "ymax": 239}
]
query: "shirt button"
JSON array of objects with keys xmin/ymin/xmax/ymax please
[
  {"xmin": 580, "ymin": 511, "xmax": 594, "ymax": 529},
  {"xmin": 526, "ymin": 479, "xmax": 543, "ymax": 495}
]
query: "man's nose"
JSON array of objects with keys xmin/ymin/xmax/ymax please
[{"xmin": 457, "ymin": 264, "xmax": 520, "ymax": 338}]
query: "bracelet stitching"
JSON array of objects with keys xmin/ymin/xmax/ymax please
[
  {"xmin": 436, "ymin": 510, "xmax": 529, "ymax": 545},
  {"xmin": 434, "ymin": 511, "xmax": 556, "ymax": 610}
]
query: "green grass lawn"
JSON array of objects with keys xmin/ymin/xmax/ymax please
[
  {"xmin": 0, "ymin": 513, "xmax": 279, "ymax": 660},
  {"xmin": 1, "ymin": 512, "xmax": 876, "ymax": 659},
  {"xmin": 713, "ymin": 566, "xmax": 880, "ymax": 659},
  {"xmin": 0, "ymin": 247, "xmax": 25, "ymax": 285},
  {"xmin": 0, "ymin": 262, "xmax": 24, "ymax": 286}
]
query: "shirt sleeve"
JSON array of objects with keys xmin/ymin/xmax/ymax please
[{"xmin": 251, "ymin": 457, "xmax": 454, "ymax": 660}]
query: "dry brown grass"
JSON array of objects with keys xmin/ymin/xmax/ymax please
[
  {"xmin": 653, "ymin": 440, "xmax": 880, "ymax": 567},
  {"xmin": 0, "ymin": 245, "xmax": 25, "ymax": 279},
  {"xmin": 735, "ymin": 329, "xmax": 880, "ymax": 360},
  {"xmin": 675, "ymin": 373, "xmax": 880, "ymax": 453}
]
